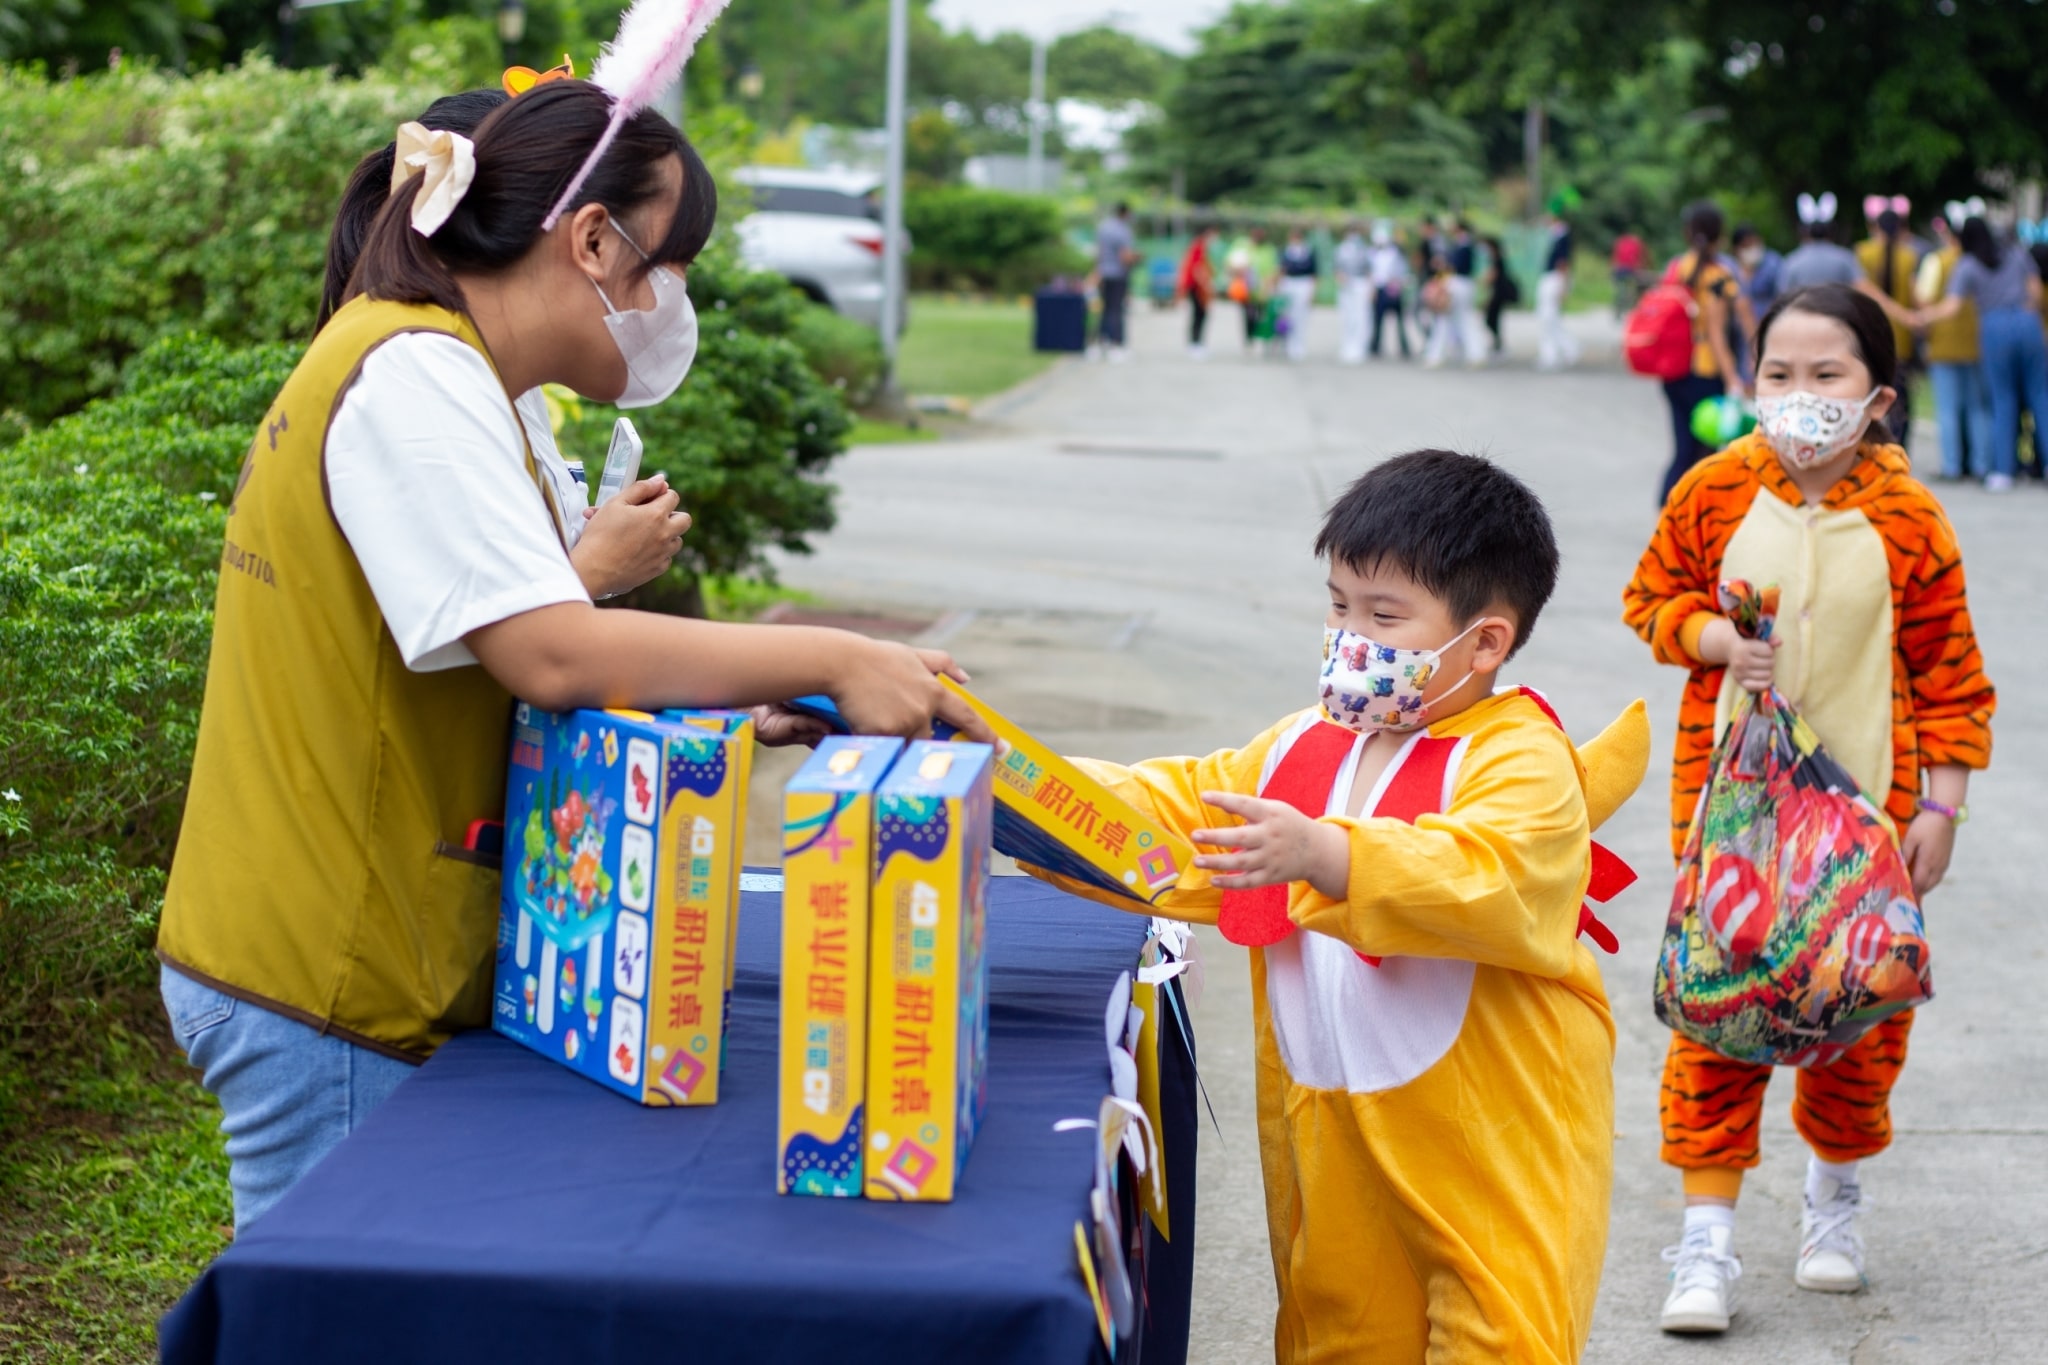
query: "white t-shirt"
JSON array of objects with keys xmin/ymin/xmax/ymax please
[
  {"xmin": 1369, "ymin": 243, "xmax": 1409, "ymax": 290},
  {"xmin": 326, "ymin": 333, "xmax": 590, "ymax": 673}
]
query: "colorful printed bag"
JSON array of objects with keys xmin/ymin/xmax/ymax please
[{"xmin": 1654, "ymin": 581, "xmax": 1932, "ymax": 1067}]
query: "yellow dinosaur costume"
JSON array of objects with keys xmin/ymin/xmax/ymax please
[{"xmin": 1030, "ymin": 688, "xmax": 1649, "ymax": 1363}]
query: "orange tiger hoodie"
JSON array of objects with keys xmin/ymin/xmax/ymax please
[{"xmin": 1623, "ymin": 432, "xmax": 1994, "ymax": 863}]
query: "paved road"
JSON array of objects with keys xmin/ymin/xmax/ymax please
[{"xmin": 773, "ymin": 300, "xmax": 2046, "ymax": 1363}]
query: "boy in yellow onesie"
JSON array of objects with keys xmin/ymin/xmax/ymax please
[{"xmin": 1031, "ymin": 450, "xmax": 1649, "ymax": 1363}]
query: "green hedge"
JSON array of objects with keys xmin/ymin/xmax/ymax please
[{"xmin": 905, "ymin": 186, "xmax": 1087, "ymax": 294}]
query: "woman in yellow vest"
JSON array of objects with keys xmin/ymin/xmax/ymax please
[
  {"xmin": 1915, "ymin": 211, "xmax": 1992, "ymax": 482},
  {"xmin": 156, "ymin": 80, "xmax": 990, "ymax": 1229}
]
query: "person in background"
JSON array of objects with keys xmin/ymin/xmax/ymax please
[
  {"xmin": 1368, "ymin": 222, "xmax": 1412, "ymax": 359},
  {"xmin": 1278, "ymin": 226, "xmax": 1319, "ymax": 362},
  {"xmin": 1481, "ymin": 234, "xmax": 1519, "ymax": 358},
  {"xmin": 1915, "ymin": 212, "xmax": 1992, "ymax": 483},
  {"xmin": 1538, "ymin": 209, "xmax": 1582, "ymax": 371},
  {"xmin": 1779, "ymin": 193, "xmax": 1866, "ymax": 294},
  {"xmin": 1612, "ymin": 231, "xmax": 1649, "ymax": 313},
  {"xmin": 1857, "ymin": 200, "xmax": 1923, "ymax": 446},
  {"xmin": 320, "ymin": 88, "xmax": 684, "ymax": 605},
  {"xmin": 1426, "ymin": 218, "xmax": 1485, "ymax": 369},
  {"xmin": 1093, "ymin": 201, "xmax": 1138, "ymax": 362},
  {"xmin": 1414, "ymin": 218, "xmax": 1446, "ymax": 347},
  {"xmin": 1241, "ymin": 226, "xmax": 1280, "ymax": 356},
  {"xmin": 1658, "ymin": 201, "xmax": 1747, "ymax": 501},
  {"xmin": 1731, "ymin": 224, "xmax": 1783, "ymax": 321},
  {"xmin": 1917, "ymin": 216, "xmax": 2048, "ymax": 492},
  {"xmin": 1333, "ymin": 222, "xmax": 1372, "ymax": 364},
  {"xmin": 1177, "ymin": 223, "xmax": 1220, "ymax": 359}
]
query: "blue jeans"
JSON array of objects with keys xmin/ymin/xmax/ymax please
[
  {"xmin": 161, "ymin": 963, "xmax": 415, "ymax": 1230},
  {"xmin": 1978, "ymin": 308, "xmax": 2048, "ymax": 478},
  {"xmin": 1929, "ymin": 361, "xmax": 1993, "ymax": 479}
]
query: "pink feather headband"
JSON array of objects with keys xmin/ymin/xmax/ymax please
[{"xmin": 540, "ymin": 0, "xmax": 733, "ymax": 233}]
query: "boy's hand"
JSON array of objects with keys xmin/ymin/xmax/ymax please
[
  {"xmin": 1193, "ymin": 792, "xmax": 1349, "ymax": 900},
  {"xmin": 749, "ymin": 703, "xmax": 833, "ymax": 748}
]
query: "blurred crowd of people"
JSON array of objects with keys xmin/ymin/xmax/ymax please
[{"xmin": 1626, "ymin": 194, "xmax": 2048, "ymax": 494}]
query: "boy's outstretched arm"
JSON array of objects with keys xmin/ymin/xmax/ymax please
[{"xmin": 1193, "ymin": 725, "xmax": 1590, "ymax": 978}]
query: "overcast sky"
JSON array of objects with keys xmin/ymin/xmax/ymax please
[{"xmin": 928, "ymin": 0, "xmax": 1232, "ymax": 53}]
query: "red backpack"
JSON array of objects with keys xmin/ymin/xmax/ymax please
[{"xmin": 1623, "ymin": 259, "xmax": 1699, "ymax": 380}]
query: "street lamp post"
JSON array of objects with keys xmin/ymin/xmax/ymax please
[
  {"xmin": 497, "ymin": 0, "xmax": 527, "ymax": 66},
  {"xmin": 1026, "ymin": 38, "xmax": 1047, "ymax": 194},
  {"xmin": 880, "ymin": 0, "xmax": 909, "ymax": 373}
]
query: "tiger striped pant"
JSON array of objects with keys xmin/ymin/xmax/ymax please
[{"xmin": 1659, "ymin": 1012, "xmax": 1915, "ymax": 1169}]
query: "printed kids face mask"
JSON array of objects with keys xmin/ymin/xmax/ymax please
[
  {"xmin": 1756, "ymin": 389, "xmax": 1880, "ymax": 470},
  {"xmin": 1319, "ymin": 621, "xmax": 1482, "ymax": 735},
  {"xmin": 591, "ymin": 218, "xmax": 699, "ymax": 409}
]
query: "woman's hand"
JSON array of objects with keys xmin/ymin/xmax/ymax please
[
  {"xmin": 1901, "ymin": 809, "xmax": 1956, "ymax": 899},
  {"xmin": 832, "ymin": 639, "xmax": 993, "ymax": 744},
  {"xmin": 571, "ymin": 474, "xmax": 690, "ymax": 600},
  {"xmin": 1191, "ymin": 792, "xmax": 1349, "ymax": 901},
  {"xmin": 1696, "ymin": 616, "xmax": 1779, "ymax": 692}
]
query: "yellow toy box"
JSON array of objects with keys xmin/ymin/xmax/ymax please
[
  {"xmin": 663, "ymin": 708, "xmax": 756, "ymax": 1070},
  {"xmin": 777, "ymin": 735, "xmax": 905, "ymax": 1195},
  {"xmin": 863, "ymin": 739, "xmax": 996, "ymax": 1202},
  {"xmin": 493, "ymin": 705, "xmax": 748, "ymax": 1105},
  {"xmin": 933, "ymin": 678, "xmax": 1188, "ymax": 911}
]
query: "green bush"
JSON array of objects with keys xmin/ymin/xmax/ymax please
[
  {"xmin": 904, "ymin": 186, "xmax": 1087, "ymax": 293},
  {"xmin": 787, "ymin": 303, "xmax": 886, "ymax": 407},
  {"xmin": 0, "ymin": 61, "xmax": 439, "ymax": 424}
]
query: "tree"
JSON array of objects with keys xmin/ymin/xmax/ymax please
[
  {"xmin": 1683, "ymin": 0, "xmax": 2048, "ymax": 218},
  {"xmin": 1048, "ymin": 25, "xmax": 1174, "ymax": 105}
]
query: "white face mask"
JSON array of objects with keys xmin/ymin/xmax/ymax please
[
  {"xmin": 1319, "ymin": 620, "xmax": 1482, "ymax": 735},
  {"xmin": 590, "ymin": 218, "xmax": 698, "ymax": 409},
  {"xmin": 1755, "ymin": 388, "xmax": 1881, "ymax": 470}
]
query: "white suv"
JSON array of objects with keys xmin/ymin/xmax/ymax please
[{"xmin": 732, "ymin": 166, "xmax": 905, "ymax": 333}]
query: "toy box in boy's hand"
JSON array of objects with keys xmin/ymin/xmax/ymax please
[
  {"xmin": 864, "ymin": 740, "xmax": 996, "ymax": 1202},
  {"xmin": 493, "ymin": 705, "xmax": 747, "ymax": 1105},
  {"xmin": 929, "ymin": 679, "xmax": 1189, "ymax": 912},
  {"xmin": 778, "ymin": 735, "xmax": 904, "ymax": 1196}
]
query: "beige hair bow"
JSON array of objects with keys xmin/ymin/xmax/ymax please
[{"xmin": 390, "ymin": 121, "xmax": 476, "ymax": 237}]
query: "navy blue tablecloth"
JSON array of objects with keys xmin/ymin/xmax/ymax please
[{"xmin": 160, "ymin": 875, "xmax": 1197, "ymax": 1365}]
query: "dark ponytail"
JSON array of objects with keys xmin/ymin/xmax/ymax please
[
  {"xmin": 1876, "ymin": 208, "xmax": 1903, "ymax": 301},
  {"xmin": 1756, "ymin": 284, "xmax": 1901, "ymax": 442},
  {"xmin": 1959, "ymin": 216, "xmax": 2001, "ymax": 271},
  {"xmin": 318, "ymin": 88, "xmax": 511, "ymax": 334},
  {"xmin": 346, "ymin": 81, "xmax": 717, "ymax": 317},
  {"xmin": 1683, "ymin": 200, "xmax": 1724, "ymax": 288}
]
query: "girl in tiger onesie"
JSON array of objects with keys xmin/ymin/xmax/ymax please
[{"xmin": 1623, "ymin": 283, "xmax": 1994, "ymax": 1333}]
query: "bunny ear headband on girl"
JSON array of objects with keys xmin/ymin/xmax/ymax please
[
  {"xmin": 540, "ymin": 0, "xmax": 734, "ymax": 231},
  {"xmin": 387, "ymin": 0, "xmax": 731, "ymax": 239},
  {"xmin": 1863, "ymin": 193, "xmax": 1911, "ymax": 221},
  {"xmin": 1796, "ymin": 192, "xmax": 1838, "ymax": 225},
  {"xmin": 1945, "ymin": 197, "xmax": 1988, "ymax": 228}
]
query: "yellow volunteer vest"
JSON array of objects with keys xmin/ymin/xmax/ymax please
[
  {"xmin": 1856, "ymin": 238, "xmax": 1918, "ymax": 362},
  {"xmin": 1923, "ymin": 246, "xmax": 1981, "ymax": 365},
  {"xmin": 159, "ymin": 297, "xmax": 548, "ymax": 1061}
]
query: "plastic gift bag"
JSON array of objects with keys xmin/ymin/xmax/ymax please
[{"xmin": 1654, "ymin": 580, "xmax": 1932, "ymax": 1067}]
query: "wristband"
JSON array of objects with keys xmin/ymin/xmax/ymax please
[{"xmin": 1917, "ymin": 798, "xmax": 1967, "ymax": 825}]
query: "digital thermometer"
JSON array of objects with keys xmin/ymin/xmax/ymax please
[{"xmin": 595, "ymin": 416, "xmax": 643, "ymax": 507}]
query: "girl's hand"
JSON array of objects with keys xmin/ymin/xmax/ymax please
[
  {"xmin": 749, "ymin": 703, "xmax": 833, "ymax": 748},
  {"xmin": 832, "ymin": 639, "xmax": 993, "ymax": 744},
  {"xmin": 571, "ymin": 474, "xmax": 690, "ymax": 600},
  {"xmin": 1901, "ymin": 809, "xmax": 1957, "ymax": 899},
  {"xmin": 1726, "ymin": 635, "xmax": 1779, "ymax": 692},
  {"xmin": 1192, "ymin": 792, "xmax": 1349, "ymax": 900}
]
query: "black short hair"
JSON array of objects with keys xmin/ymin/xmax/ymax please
[{"xmin": 1314, "ymin": 450, "xmax": 1558, "ymax": 655}]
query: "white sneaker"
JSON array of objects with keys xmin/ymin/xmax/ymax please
[
  {"xmin": 1796, "ymin": 1175, "xmax": 1867, "ymax": 1293},
  {"xmin": 1661, "ymin": 1225, "xmax": 1741, "ymax": 1334},
  {"xmin": 1986, "ymin": 472, "xmax": 2015, "ymax": 492}
]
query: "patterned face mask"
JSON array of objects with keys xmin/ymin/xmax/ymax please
[
  {"xmin": 1755, "ymin": 389, "xmax": 1880, "ymax": 470},
  {"xmin": 1319, "ymin": 621, "xmax": 1481, "ymax": 735}
]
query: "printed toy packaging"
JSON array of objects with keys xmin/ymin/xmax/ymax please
[
  {"xmin": 932, "ymin": 678, "xmax": 1188, "ymax": 912},
  {"xmin": 778, "ymin": 736, "xmax": 905, "ymax": 1196},
  {"xmin": 864, "ymin": 740, "xmax": 996, "ymax": 1203},
  {"xmin": 662, "ymin": 708, "xmax": 756, "ymax": 1068},
  {"xmin": 493, "ymin": 705, "xmax": 749, "ymax": 1105}
]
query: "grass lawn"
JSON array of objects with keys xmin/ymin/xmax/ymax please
[
  {"xmin": 894, "ymin": 297, "xmax": 1056, "ymax": 401},
  {"xmin": 0, "ymin": 1020, "xmax": 232, "ymax": 1364}
]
